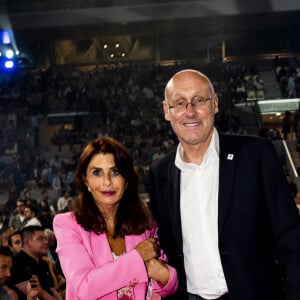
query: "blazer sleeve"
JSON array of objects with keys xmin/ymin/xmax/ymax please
[
  {"xmin": 146, "ymin": 227, "xmax": 178, "ymax": 297},
  {"xmin": 53, "ymin": 212, "xmax": 149, "ymax": 299}
]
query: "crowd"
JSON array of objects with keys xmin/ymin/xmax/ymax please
[
  {"xmin": 274, "ymin": 56, "xmax": 300, "ymax": 98},
  {"xmin": 0, "ymin": 61, "xmax": 264, "ymax": 186},
  {"xmin": 0, "ymin": 59, "xmax": 279, "ymax": 300},
  {"xmin": 0, "ymin": 60, "xmax": 300, "ymax": 299}
]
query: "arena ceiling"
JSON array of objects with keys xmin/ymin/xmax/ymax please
[
  {"xmin": 1, "ymin": 0, "xmax": 300, "ymax": 66},
  {"xmin": 1, "ymin": 0, "xmax": 300, "ymax": 30}
]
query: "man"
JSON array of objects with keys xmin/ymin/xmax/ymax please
[
  {"xmin": 23, "ymin": 204, "xmax": 42, "ymax": 228},
  {"xmin": 0, "ymin": 246, "xmax": 18, "ymax": 299},
  {"xmin": 9, "ymin": 198, "xmax": 26, "ymax": 231},
  {"xmin": 8, "ymin": 231, "xmax": 22, "ymax": 255},
  {"xmin": 23, "ymin": 189, "xmax": 38, "ymax": 208},
  {"xmin": 0, "ymin": 210, "xmax": 9, "ymax": 234},
  {"xmin": 9, "ymin": 225, "xmax": 61, "ymax": 300},
  {"xmin": 149, "ymin": 69, "xmax": 300, "ymax": 300}
]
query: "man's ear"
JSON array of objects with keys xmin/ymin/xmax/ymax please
[
  {"xmin": 213, "ymin": 94, "xmax": 219, "ymax": 114},
  {"xmin": 163, "ymin": 101, "xmax": 171, "ymax": 121}
]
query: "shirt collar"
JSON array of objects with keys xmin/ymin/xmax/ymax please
[{"xmin": 175, "ymin": 127, "xmax": 219, "ymax": 170}]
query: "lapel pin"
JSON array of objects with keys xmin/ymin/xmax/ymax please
[{"xmin": 227, "ymin": 154, "xmax": 234, "ymax": 160}]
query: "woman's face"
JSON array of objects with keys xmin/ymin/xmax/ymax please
[{"xmin": 84, "ymin": 153, "xmax": 127, "ymax": 212}]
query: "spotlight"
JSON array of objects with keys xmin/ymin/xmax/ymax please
[
  {"xmin": 4, "ymin": 60, "xmax": 14, "ymax": 69},
  {"xmin": 1, "ymin": 30, "xmax": 12, "ymax": 44},
  {"xmin": 5, "ymin": 49, "xmax": 14, "ymax": 59}
]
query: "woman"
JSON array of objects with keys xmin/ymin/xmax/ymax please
[{"xmin": 53, "ymin": 137, "xmax": 178, "ymax": 299}]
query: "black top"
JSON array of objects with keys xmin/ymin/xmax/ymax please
[{"xmin": 9, "ymin": 250, "xmax": 54, "ymax": 300}]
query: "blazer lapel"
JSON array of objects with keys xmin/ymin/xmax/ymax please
[
  {"xmin": 168, "ymin": 161, "xmax": 183, "ymax": 250},
  {"xmin": 218, "ymin": 133, "xmax": 237, "ymax": 235}
]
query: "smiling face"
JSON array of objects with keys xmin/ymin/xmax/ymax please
[
  {"xmin": 163, "ymin": 69, "xmax": 219, "ymax": 149},
  {"xmin": 84, "ymin": 153, "xmax": 127, "ymax": 213}
]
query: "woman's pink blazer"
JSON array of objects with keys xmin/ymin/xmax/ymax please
[{"xmin": 53, "ymin": 212, "xmax": 178, "ymax": 299}]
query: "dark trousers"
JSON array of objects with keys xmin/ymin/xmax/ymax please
[{"xmin": 187, "ymin": 293, "xmax": 229, "ymax": 300}]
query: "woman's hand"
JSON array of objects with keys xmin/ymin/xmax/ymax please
[
  {"xmin": 145, "ymin": 258, "xmax": 170, "ymax": 286},
  {"xmin": 135, "ymin": 238, "xmax": 159, "ymax": 261}
]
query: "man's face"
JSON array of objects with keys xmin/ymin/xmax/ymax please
[
  {"xmin": 10, "ymin": 234, "xmax": 22, "ymax": 254},
  {"xmin": 16, "ymin": 201, "xmax": 25, "ymax": 215},
  {"xmin": 26, "ymin": 231, "xmax": 49, "ymax": 257},
  {"xmin": 0, "ymin": 254, "xmax": 12, "ymax": 286},
  {"xmin": 24, "ymin": 207, "xmax": 34, "ymax": 220},
  {"xmin": 163, "ymin": 70, "xmax": 218, "ymax": 148}
]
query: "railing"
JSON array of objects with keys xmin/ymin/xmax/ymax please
[{"xmin": 6, "ymin": 0, "xmax": 175, "ymax": 13}]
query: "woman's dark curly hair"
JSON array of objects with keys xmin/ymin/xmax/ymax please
[{"xmin": 73, "ymin": 137, "xmax": 154, "ymax": 236}]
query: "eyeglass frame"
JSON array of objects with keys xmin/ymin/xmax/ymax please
[{"xmin": 167, "ymin": 94, "xmax": 215, "ymax": 112}]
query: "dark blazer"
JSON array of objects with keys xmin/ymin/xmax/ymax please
[{"xmin": 149, "ymin": 133, "xmax": 300, "ymax": 300}]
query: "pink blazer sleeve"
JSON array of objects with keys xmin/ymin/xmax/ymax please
[{"xmin": 145, "ymin": 227, "xmax": 178, "ymax": 298}]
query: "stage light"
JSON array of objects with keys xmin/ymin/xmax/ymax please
[
  {"xmin": 1, "ymin": 30, "xmax": 12, "ymax": 44},
  {"xmin": 4, "ymin": 60, "xmax": 14, "ymax": 69},
  {"xmin": 5, "ymin": 49, "xmax": 14, "ymax": 58}
]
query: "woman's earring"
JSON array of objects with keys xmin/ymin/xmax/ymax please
[{"xmin": 87, "ymin": 186, "xmax": 91, "ymax": 192}]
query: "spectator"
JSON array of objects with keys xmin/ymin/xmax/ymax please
[
  {"xmin": 295, "ymin": 193, "xmax": 300, "ymax": 214},
  {"xmin": 9, "ymin": 199, "xmax": 27, "ymax": 231},
  {"xmin": 282, "ymin": 110, "xmax": 291, "ymax": 140},
  {"xmin": 8, "ymin": 231, "xmax": 22, "ymax": 255},
  {"xmin": 23, "ymin": 205, "xmax": 41, "ymax": 228},
  {"xmin": 0, "ymin": 246, "xmax": 18, "ymax": 300},
  {"xmin": 9, "ymin": 226, "xmax": 62, "ymax": 300},
  {"xmin": 56, "ymin": 189, "xmax": 72, "ymax": 213},
  {"xmin": 0, "ymin": 210, "xmax": 9, "ymax": 234},
  {"xmin": 23, "ymin": 189, "xmax": 38, "ymax": 208}
]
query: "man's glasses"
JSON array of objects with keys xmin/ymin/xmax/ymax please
[{"xmin": 168, "ymin": 94, "xmax": 214, "ymax": 113}]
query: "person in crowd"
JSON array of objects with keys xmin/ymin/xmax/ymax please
[
  {"xmin": 4, "ymin": 173, "xmax": 21, "ymax": 218},
  {"xmin": 7, "ymin": 231, "xmax": 22, "ymax": 255},
  {"xmin": 56, "ymin": 189, "xmax": 72, "ymax": 213},
  {"xmin": 23, "ymin": 204, "xmax": 42, "ymax": 228},
  {"xmin": 23, "ymin": 189, "xmax": 38, "ymax": 208},
  {"xmin": 38, "ymin": 206, "xmax": 53, "ymax": 230},
  {"xmin": 0, "ymin": 228, "xmax": 14, "ymax": 248},
  {"xmin": 9, "ymin": 198, "xmax": 27, "ymax": 231},
  {"xmin": 294, "ymin": 193, "xmax": 300, "ymax": 214},
  {"xmin": 149, "ymin": 69, "xmax": 300, "ymax": 300},
  {"xmin": 39, "ymin": 162, "xmax": 52, "ymax": 189},
  {"xmin": 282, "ymin": 110, "xmax": 291, "ymax": 140},
  {"xmin": 53, "ymin": 137, "xmax": 178, "ymax": 299},
  {"xmin": 39, "ymin": 189, "xmax": 56, "ymax": 217},
  {"xmin": 0, "ymin": 210, "xmax": 10, "ymax": 234},
  {"xmin": 0, "ymin": 245, "xmax": 43, "ymax": 300},
  {"xmin": 9, "ymin": 225, "xmax": 62, "ymax": 300},
  {"xmin": 52, "ymin": 167, "xmax": 65, "ymax": 201},
  {"xmin": 43, "ymin": 229, "xmax": 66, "ymax": 298},
  {"xmin": 286, "ymin": 173, "xmax": 298, "ymax": 198},
  {"xmin": 50, "ymin": 155, "xmax": 61, "ymax": 171},
  {"xmin": 0, "ymin": 246, "xmax": 18, "ymax": 300}
]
